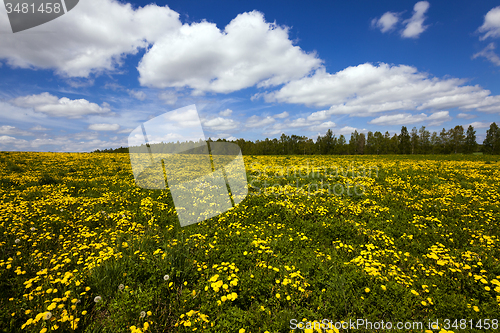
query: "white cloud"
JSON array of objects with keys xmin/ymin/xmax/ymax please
[
  {"xmin": 336, "ymin": 126, "xmax": 365, "ymax": 136},
  {"xmin": 0, "ymin": 125, "xmax": 31, "ymax": 136},
  {"xmin": 263, "ymin": 63, "xmax": 500, "ymax": 116},
  {"xmin": 468, "ymin": 121, "xmax": 492, "ymax": 128},
  {"xmin": 307, "ymin": 110, "xmax": 330, "ymax": 122},
  {"xmin": 10, "ymin": 92, "xmax": 111, "ymax": 118},
  {"xmin": 0, "ymin": 1, "xmax": 181, "ymax": 78},
  {"xmin": 478, "ymin": 6, "xmax": 500, "ymax": 40},
  {"xmin": 219, "ymin": 109, "xmax": 233, "ymax": 117},
  {"xmin": 118, "ymin": 128, "xmax": 134, "ymax": 134},
  {"xmin": 274, "ymin": 111, "xmax": 289, "ymax": 119},
  {"xmin": 88, "ymin": 123, "xmax": 120, "ymax": 131},
  {"xmin": 369, "ymin": 111, "xmax": 451, "ymax": 126},
  {"xmin": 0, "ymin": 135, "xmax": 17, "ymax": 143},
  {"xmin": 30, "ymin": 125, "xmax": 50, "ymax": 131},
  {"xmin": 472, "ymin": 43, "xmax": 500, "ymax": 66},
  {"xmin": 203, "ymin": 117, "xmax": 238, "ymax": 131},
  {"xmin": 369, "ymin": 113, "xmax": 428, "ymax": 125},
  {"xmin": 127, "ymin": 90, "xmax": 147, "ymax": 101},
  {"xmin": 427, "ymin": 111, "xmax": 452, "ymax": 125},
  {"xmin": 372, "ymin": 12, "xmax": 400, "ymax": 33},
  {"xmin": 457, "ymin": 113, "xmax": 476, "ymax": 119},
  {"xmin": 310, "ymin": 121, "xmax": 336, "ymax": 132},
  {"xmin": 245, "ymin": 115, "xmax": 275, "ymax": 128},
  {"xmin": 158, "ymin": 91, "xmax": 179, "ymax": 105},
  {"xmin": 401, "ymin": 1, "xmax": 430, "ymax": 38},
  {"xmin": 137, "ymin": 11, "xmax": 322, "ymax": 94}
]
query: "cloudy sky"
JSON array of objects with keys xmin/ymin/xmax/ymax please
[{"xmin": 0, "ymin": 0, "xmax": 499, "ymax": 152}]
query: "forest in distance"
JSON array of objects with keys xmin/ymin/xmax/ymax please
[{"xmin": 95, "ymin": 123, "xmax": 500, "ymax": 156}]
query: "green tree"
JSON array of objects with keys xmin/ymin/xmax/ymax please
[
  {"xmin": 483, "ymin": 122, "xmax": 500, "ymax": 154},
  {"xmin": 398, "ymin": 126, "xmax": 411, "ymax": 154},
  {"xmin": 450, "ymin": 125, "xmax": 465, "ymax": 154},
  {"xmin": 337, "ymin": 135, "xmax": 347, "ymax": 154},
  {"xmin": 464, "ymin": 125, "xmax": 477, "ymax": 154},
  {"xmin": 419, "ymin": 126, "xmax": 431, "ymax": 154},
  {"xmin": 410, "ymin": 127, "xmax": 419, "ymax": 154}
]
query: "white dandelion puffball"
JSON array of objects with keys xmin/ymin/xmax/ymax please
[
  {"xmin": 94, "ymin": 296, "xmax": 102, "ymax": 303},
  {"xmin": 164, "ymin": 274, "xmax": 170, "ymax": 281}
]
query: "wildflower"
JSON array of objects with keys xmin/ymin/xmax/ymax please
[
  {"xmin": 140, "ymin": 311, "xmax": 146, "ymax": 319},
  {"xmin": 381, "ymin": 285, "xmax": 387, "ymax": 291},
  {"xmin": 15, "ymin": 239, "xmax": 20, "ymax": 244},
  {"xmin": 118, "ymin": 284, "xmax": 124, "ymax": 291},
  {"xmin": 147, "ymin": 311, "xmax": 152, "ymax": 316},
  {"xmin": 163, "ymin": 275, "xmax": 170, "ymax": 281},
  {"xmin": 30, "ymin": 227, "xmax": 36, "ymax": 231},
  {"xmin": 43, "ymin": 312, "xmax": 52, "ymax": 320},
  {"xmin": 94, "ymin": 296, "xmax": 102, "ymax": 303},
  {"xmin": 364, "ymin": 288, "xmax": 370, "ymax": 293}
]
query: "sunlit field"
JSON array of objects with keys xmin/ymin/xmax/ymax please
[{"xmin": 1, "ymin": 152, "xmax": 499, "ymax": 333}]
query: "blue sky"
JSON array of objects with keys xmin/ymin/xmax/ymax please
[{"xmin": 0, "ymin": 0, "xmax": 499, "ymax": 152}]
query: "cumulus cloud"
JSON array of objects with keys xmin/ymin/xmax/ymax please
[
  {"xmin": 457, "ymin": 113, "xmax": 476, "ymax": 119},
  {"xmin": 158, "ymin": 91, "xmax": 179, "ymax": 105},
  {"xmin": 246, "ymin": 115, "xmax": 275, "ymax": 128},
  {"xmin": 468, "ymin": 121, "xmax": 492, "ymax": 128},
  {"xmin": 472, "ymin": 43, "xmax": 500, "ymax": 66},
  {"xmin": 372, "ymin": 12, "xmax": 400, "ymax": 33},
  {"xmin": 0, "ymin": 0, "xmax": 181, "ymax": 77},
  {"xmin": 0, "ymin": 125, "xmax": 31, "ymax": 136},
  {"xmin": 401, "ymin": 1, "xmax": 430, "ymax": 38},
  {"xmin": 88, "ymin": 123, "xmax": 120, "ymax": 131},
  {"xmin": 245, "ymin": 115, "xmax": 275, "ymax": 128},
  {"xmin": 369, "ymin": 111, "xmax": 451, "ymax": 126},
  {"xmin": 274, "ymin": 111, "xmax": 289, "ymax": 119},
  {"xmin": 262, "ymin": 63, "xmax": 500, "ymax": 116},
  {"xmin": 10, "ymin": 92, "xmax": 111, "ymax": 118},
  {"xmin": 219, "ymin": 109, "xmax": 233, "ymax": 117},
  {"xmin": 310, "ymin": 121, "xmax": 336, "ymax": 132},
  {"xmin": 30, "ymin": 125, "xmax": 50, "ymax": 131},
  {"xmin": 127, "ymin": 90, "xmax": 147, "ymax": 101},
  {"xmin": 478, "ymin": 6, "xmax": 500, "ymax": 40},
  {"xmin": 137, "ymin": 11, "xmax": 322, "ymax": 94},
  {"xmin": 203, "ymin": 117, "xmax": 238, "ymax": 131}
]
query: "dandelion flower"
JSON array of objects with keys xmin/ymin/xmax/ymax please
[
  {"xmin": 364, "ymin": 288, "xmax": 370, "ymax": 293},
  {"xmin": 94, "ymin": 296, "xmax": 102, "ymax": 303},
  {"xmin": 381, "ymin": 285, "xmax": 386, "ymax": 291}
]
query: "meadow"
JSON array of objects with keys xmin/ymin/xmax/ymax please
[{"xmin": 0, "ymin": 152, "xmax": 499, "ymax": 333}]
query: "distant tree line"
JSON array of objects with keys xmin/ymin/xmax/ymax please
[{"xmin": 93, "ymin": 122, "xmax": 500, "ymax": 155}]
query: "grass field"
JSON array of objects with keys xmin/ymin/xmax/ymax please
[{"xmin": 1, "ymin": 152, "xmax": 499, "ymax": 333}]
